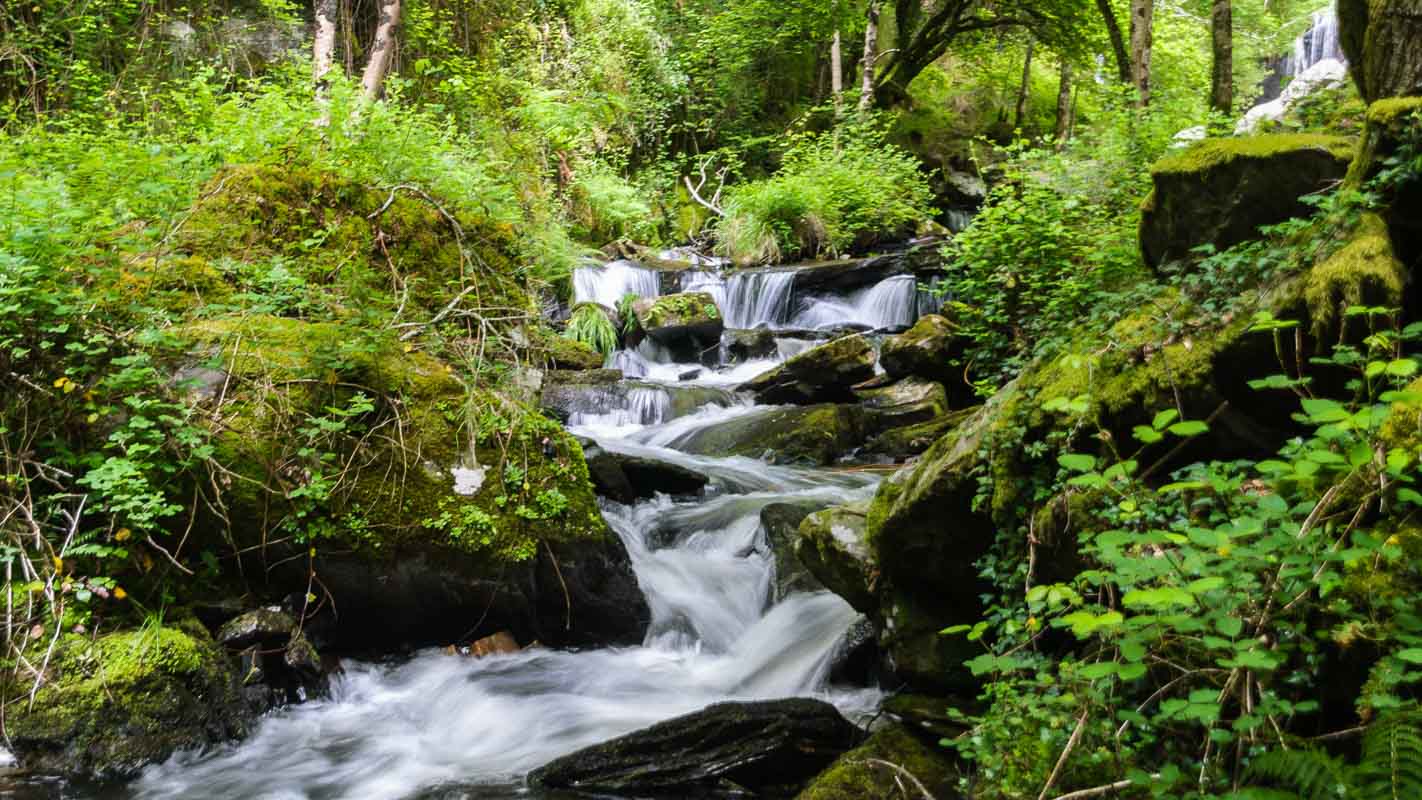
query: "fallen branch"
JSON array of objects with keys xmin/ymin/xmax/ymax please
[{"xmin": 854, "ymin": 758, "xmax": 937, "ymax": 800}]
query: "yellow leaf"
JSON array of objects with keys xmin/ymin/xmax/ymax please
[
  {"xmin": 403, "ymin": 344, "xmax": 415, "ymax": 353},
  {"xmin": 61, "ymin": 381, "xmax": 77, "ymax": 394},
  {"xmin": 113, "ymin": 587, "xmax": 127, "ymax": 600},
  {"xmin": 86, "ymin": 413, "xmax": 99, "ymax": 424},
  {"xmin": 114, "ymin": 528, "xmax": 131, "ymax": 542},
  {"xmin": 52, "ymin": 556, "xmax": 63, "ymax": 571},
  {"xmin": 52, "ymin": 376, "xmax": 68, "ymax": 388}
]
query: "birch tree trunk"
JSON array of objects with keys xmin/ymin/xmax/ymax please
[
  {"xmin": 831, "ymin": 29, "xmax": 844, "ymax": 117},
  {"xmin": 360, "ymin": 0, "xmax": 402, "ymax": 102},
  {"xmin": 858, "ymin": 2, "xmax": 881, "ymax": 112},
  {"xmin": 313, "ymin": 0, "xmax": 337, "ymax": 106},
  {"xmin": 1129, "ymin": 0, "xmax": 1154, "ymax": 106},
  {"xmin": 1210, "ymin": 0, "xmax": 1233, "ymax": 113},
  {"xmin": 1014, "ymin": 39, "xmax": 1035, "ymax": 131}
]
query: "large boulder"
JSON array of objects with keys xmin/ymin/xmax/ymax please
[
  {"xmin": 740, "ymin": 335, "xmax": 876, "ymax": 405},
  {"xmin": 1338, "ymin": 0, "xmax": 1422, "ymax": 103},
  {"xmin": 6, "ymin": 620, "xmax": 254, "ymax": 778},
  {"xmin": 760, "ymin": 502, "xmax": 833, "ymax": 598},
  {"xmin": 795, "ymin": 724, "xmax": 961, "ymax": 800},
  {"xmin": 1139, "ymin": 134, "xmax": 1355, "ymax": 270},
  {"xmin": 215, "ymin": 609, "xmax": 327, "ymax": 704},
  {"xmin": 634, "ymin": 292, "xmax": 724, "ymax": 357},
  {"xmin": 856, "ymin": 377, "xmax": 950, "ymax": 435},
  {"xmin": 671, "ymin": 404, "xmax": 869, "ymax": 466},
  {"xmin": 529, "ymin": 699, "xmax": 860, "ymax": 796},
  {"xmin": 864, "ymin": 406, "xmax": 978, "ymax": 460}
]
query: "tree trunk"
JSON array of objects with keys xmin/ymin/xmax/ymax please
[
  {"xmin": 313, "ymin": 0, "xmax": 337, "ymax": 96},
  {"xmin": 831, "ymin": 29, "xmax": 844, "ymax": 117},
  {"xmin": 1055, "ymin": 59, "xmax": 1073, "ymax": 142},
  {"xmin": 1339, "ymin": 0, "xmax": 1422, "ymax": 102},
  {"xmin": 360, "ymin": 0, "xmax": 402, "ymax": 102},
  {"xmin": 859, "ymin": 2, "xmax": 881, "ymax": 112},
  {"xmin": 1096, "ymin": 0, "xmax": 1132, "ymax": 82},
  {"xmin": 1210, "ymin": 0, "xmax": 1233, "ymax": 113},
  {"xmin": 1129, "ymin": 0, "xmax": 1154, "ymax": 106},
  {"xmin": 1015, "ymin": 39, "xmax": 1034, "ymax": 131}
]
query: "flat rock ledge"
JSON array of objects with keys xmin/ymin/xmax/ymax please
[{"xmin": 528, "ymin": 698, "xmax": 860, "ymax": 797}]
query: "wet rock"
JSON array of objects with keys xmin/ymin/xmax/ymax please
[
  {"xmin": 1140, "ymin": 134, "xmax": 1354, "ymax": 270},
  {"xmin": 6, "ymin": 619, "xmax": 255, "ymax": 778},
  {"xmin": 469, "ymin": 630, "xmax": 520, "ymax": 657},
  {"xmin": 723, "ymin": 328, "xmax": 779, "ymax": 363},
  {"xmin": 881, "ymin": 694, "xmax": 972, "ymax": 742},
  {"xmin": 826, "ymin": 615, "xmax": 880, "ymax": 686},
  {"xmin": 863, "ymin": 407, "xmax": 976, "ymax": 460},
  {"xmin": 678, "ymin": 368, "xmax": 703, "ymax": 381},
  {"xmin": 537, "ymin": 332, "xmax": 605, "ymax": 371},
  {"xmin": 794, "ymin": 723, "xmax": 961, "ymax": 800},
  {"xmin": 787, "ymin": 245, "xmax": 945, "ymax": 296},
  {"xmin": 760, "ymin": 502, "xmax": 832, "ymax": 598},
  {"xmin": 878, "ymin": 315, "xmax": 967, "ymax": 401},
  {"xmin": 674, "ymin": 404, "xmax": 868, "ymax": 466},
  {"xmin": 529, "ymin": 698, "xmax": 861, "ymax": 796},
  {"xmin": 740, "ymin": 335, "xmax": 876, "ymax": 405},
  {"xmin": 585, "ymin": 445, "xmax": 709, "ymax": 504},
  {"xmin": 857, "ymin": 377, "xmax": 949, "ymax": 435},
  {"xmin": 216, "ymin": 608, "xmax": 297, "ymax": 649},
  {"xmin": 634, "ymin": 292, "xmax": 724, "ymax": 356},
  {"xmin": 796, "ymin": 502, "xmax": 877, "ymax": 614}
]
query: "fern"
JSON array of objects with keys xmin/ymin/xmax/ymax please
[
  {"xmin": 616, "ymin": 292, "xmax": 640, "ymax": 336},
  {"xmin": 564, "ymin": 303, "xmax": 618, "ymax": 357},
  {"xmin": 1244, "ymin": 711, "xmax": 1422, "ymax": 800}
]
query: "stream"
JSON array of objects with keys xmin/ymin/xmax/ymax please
[{"xmin": 6, "ymin": 260, "xmax": 925, "ymax": 799}]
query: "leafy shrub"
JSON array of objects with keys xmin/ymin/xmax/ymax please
[
  {"xmin": 564, "ymin": 303, "xmax": 618, "ymax": 357},
  {"xmin": 715, "ymin": 117, "xmax": 935, "ymax": 265}
]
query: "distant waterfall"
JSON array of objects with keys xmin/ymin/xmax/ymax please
[
  {"xmin": 793, "ymin": 275, "xmax": 918, "ymax": 331},
  {"xmin": 1282, "ymin": 6, "xmax": 1344, "ymax": 78},
  {"xmin": 573, "ymin": 260, "xmax": 660, "ymax": 308},
  {"xmin": 682, "ymin": 270, "xmax": 797, "ymax": 329}
]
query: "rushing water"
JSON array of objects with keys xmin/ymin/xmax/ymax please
[
  {"xmin": 6, "ymin": 261, "xmax": 891, "ymax": 799},
  {"xmin": 1281, "ymin": 5, "xmax": 1344, "ymax": 78}
]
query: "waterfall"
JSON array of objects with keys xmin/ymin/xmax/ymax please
[
  {"xmin": 568, "ymin": 386, "xmax": 673, "ymax": 429},
  {"xmin": 1282, "ymin": 6, "xmax": 1344, "ymax": 78},
  {"xmin": 682, "ymin": 270, "xmax": 797, "ymax": 330},
  {"xmin": 573, "ymin": 260, "xmax": 660, "ymax": 308},
  {"xmin": 793, "ymin": 275, "xmax": 918, "ymax": 331}
]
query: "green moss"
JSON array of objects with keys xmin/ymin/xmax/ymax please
[
  {"xmin": 1347, "ymin": 97, "xmax": 1422, "ymax": 187},
  {"xmin": 1151, "ymin": 134, "xmax": 1356, "ymax": 176},
  {"xmin": 7, "ymin": 618, "xmax": 248, "ymax": 776},
  {"xmin": 638, "ymin": 291, "xmax": 721, "ymax": 329},
  {"xmin": 796, "ymin": 501, "xmax": 876, "ymax": 612},
  {"xmin": 796, "ymin": 724, "xmax": 958, "ymax": 800},
  {"xmin": 1304, "ymin": 213, "xmax": 1407, "ymax": 333}
]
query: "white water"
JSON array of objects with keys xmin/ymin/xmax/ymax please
[
  {"xmin": 117, "ymin": 336, "xmax": 881, "ymax": 800},
  {"xmin": 572, "ymin": 260, "xmax": 660, "ymax": 308},
  {"xmin": 793, "ymin": 275, "xmax": 918, "ymax": 331},
  {"xmin": 682, "ymin": 270, "xmax": 797, "ymax": 329},
  {"xmin": 1282, "ymin": 5, "xmax": 1344, "ymax": 78}
]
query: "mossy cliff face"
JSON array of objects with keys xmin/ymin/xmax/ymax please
[
  {"xmin": 1140, "ymin": 134, "xmax": 1354, "ymax": 270},
  {"xmin": 1337, "ymin": 0, "xmax": 1422, "ymax": 104},
  {"xmin": 6, "ymin": 619, "xmax": 252, "ymax": 777}
]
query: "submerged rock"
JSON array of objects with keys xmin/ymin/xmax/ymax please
[
  {"xmin": 6, "ymin": 619, "xmax": 254, "ymax": 778},
  {"xmin": 674, "ymin": 404, "xmax": 868, "ymax": 466},
  {"xmin": 529, "ymin": 698, "xmax": 860, "ymax": 796},
  {"xmin": 1139, "ymin": 134, "xmax": 1354, "ymax": 270},
  {"xmin": 740, "ymin": 335, "xmax": 876, "ymax": 405},
  {"xmin": 794, "ymin": 723, "xmax": 961, "ymax": 800},
  {"xmin": 723, "ymin": 327, "xmax": 779, "ymax": 363}
]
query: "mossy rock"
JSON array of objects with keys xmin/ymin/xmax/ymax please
[
  {"xmin": 1302, "ymin": 212, "xmax": 1408, "ymax": 335},
  {"xmin": 864, "ymin": 406, "xmax": 977, "ymax": 460},
  {"xmin": 740, "ymin": 334, "xmax": 877, "ymax": 405},
  {"xmin": 1140, "ymin": 134, "xmax": 1355, "ymax": 270},
  {"xmin": 795, "ymin": 723, "xmax": 960, "ymax": 800},
  {"xmin": 879, "ymin": 314, "xmax": 969, "ymax": 403},
  {"xmin": 796, "ymin": 501, "xmax": 877, "ymax": 614},
  {"xmin": 633, "ymin": 291, "xmax": 724, "ymax": 351},
  {"xmin": 175, "ymin": 314, "xmax": 645, "ymax": 650},
  {"xmin": 672, "ymin": 403, "xmax": 869, "ymax": 466},
  {"xmin": 6, "ymin": 619, "xmax": 252, "ymax": 778},
  {"xmin": 856, "ymin": 377, "xmax": 950, "ymax": 437},
  {"xmin": 535, "ymin": 330, "xmax": 605, "ymax": 371},
  {"xmin": 1347, "ymin": 98, "xmax": 1422, "ymax": 268}
]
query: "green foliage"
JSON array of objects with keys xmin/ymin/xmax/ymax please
[
  {"xmin": 565, "ymin": 303, "xmax": 619, "ymax": 357},
  {"xmin": 716, "ymin": 117, "xmax": 935, "ymax": 264},
  {"xmin": 1244, "ymin": 711, "xmax": 1422, "ymax": 799}
]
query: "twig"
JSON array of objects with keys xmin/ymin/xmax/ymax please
[
  {"xmin": 855, "ymin": 758, "xmax": 937, "ymax": 799},
  {"xmin": 398, "ymin": 286, "xmax": 477, "ymax": 341},
  {"xmin": 1040, "ymin": 708, "xmax": 1090, "ymax": 800}
]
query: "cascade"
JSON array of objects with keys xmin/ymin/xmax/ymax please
[
  {"xmin": 572, "ymin": 260, "xmax": 660, "ymax": 308},
  {"xmin": 793, "ymin": 275, "xmax": 919, "ymax": 331},
  {"xmin": 682, "ymin": 269, "xmax": 797, "ymax": 329},
  {"xmin": 1282, "ymin": 6, "xmax": 1344, "ymax": 78}
]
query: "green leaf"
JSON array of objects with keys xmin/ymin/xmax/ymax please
[
  {"xmin": 1058, "ymin": 453, "xmax": 1096, "ymax": 472},
  {"xmin": 1122, "ymin": 587, "xmax": 1195, "ymax": 609},
  {"xmin": 1133, "ymin": 425, "xmax": 1163, "ymax": 444},
  {"xmin": 1168, "ymin": 420, "xmax": 1209, "ymax": 437},
  {"xmin": 1395, "ymin": 648, "xmax": 1422, "ymax": 664},
  {"xmin": 1216, "ymin": 616, "xmax": 1243, "ymax": 637},
  {"xmin": 1387, "ymin": 359, "xmax": 1419, "ymax": 378},
  {"xmin": 1300, "ymin": 397, "xmax": 1349, "ymax": 423},
  {"xmin": 1152, "ymin": 409, "xmax": 1180, "ymax": 430}
]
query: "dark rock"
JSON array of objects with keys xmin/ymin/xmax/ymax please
[
  {"xmin": 678, "ymin": 368, "xmax": 703, "ymax": 381},
  {"xmin": 740, "ymin": 335, "xmax": 876, "ymax": 405},
  {"xmin": 634, "ymin": 292, "xmax": 725, "ymax": 356},
  {"xmin": 585, "ymin": 446, "xmax": 709, "ymax": 503},
  {"xmin": 863, "ymin": 407, "xmax": 976, "ymax": 460},
  {"xmin": 880, "ymin": 695, "xmax": 972, "ymax": 742},
  {"xmin": 216, "ymin": 608, "xmax": 297, "ymax": 649},
  {"xmin": 723, "ymin": 328, "xmax": 779, "ymax": 363},
  {"xmin": 529, "ymin": 699, "xmax": 861, "ymax": 796},
  {"xmin": 826, "ymin": 615, "xmax": 880, "ymax": 686},
  {"xmin": 673, "ymin": 404, "xmax": 868, "ymax": 466},
  {"xmin": 1139, "ymin": 134, "xmax": 1354, "ymax": 270},
  {"xmin": 545, "ymin": 367, "xmax": 623, "ymax": 386},
  {"xmin": 786, "ymin": 245, "xmax": 946, "ymax": 296}
]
